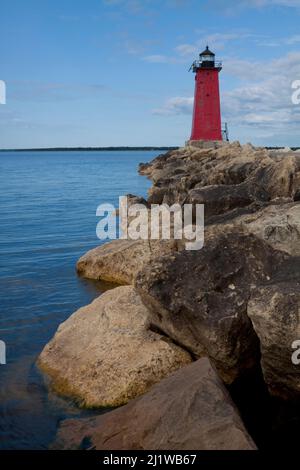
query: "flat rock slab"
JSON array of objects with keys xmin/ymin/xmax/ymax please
[
  {"xmin": 77, "ymin": 239, "xmax": 177, "ymax": 285},
  {"xmin": 37, "ymin": 286, "xmax": 191, "ymax": 407},
  {"xmin": 53, "ymin": 358, "xmax": 256, "ymax": 450}
]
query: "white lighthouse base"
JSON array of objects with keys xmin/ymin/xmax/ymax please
[{"xmin": 185, "ymin": 139, "xmax": 230, "ymax": 149}]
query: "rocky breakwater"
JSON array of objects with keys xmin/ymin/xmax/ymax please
[
  {"xmin": 38, "ymin": 141, "xmax": 300, "ymax": 449},
  {"xmin": 137, "ymin": 141, "xmax": 300, "ymax": 399},
  {"xmin": 52, "ymin": 358, "xmax": 256, "ymax": 450}
]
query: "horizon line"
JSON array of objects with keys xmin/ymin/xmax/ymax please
[{"xmin": 0, "ymin": 146, "xmax": 180, "ymax": 152}]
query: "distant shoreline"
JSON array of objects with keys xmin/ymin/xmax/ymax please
[
  {"xmin": 0, "ymin": 146, "xmax": 179, "ymax": 152},
  {"xmin": 0, "ymin": 145, "xmax": 299, "ymax": 152}
]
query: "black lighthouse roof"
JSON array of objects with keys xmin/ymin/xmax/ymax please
[
  {"xmin": 200, "ymin": 46, "xmax": 215, "ymax": 56},
  {"xmin": 189, "ymin": 45, "xmax": 222, "ymax": 72}
]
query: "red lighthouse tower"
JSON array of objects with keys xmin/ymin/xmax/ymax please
[{"xmin": 190, "ymin": 46, "xmax": 223, "ymax": 141}]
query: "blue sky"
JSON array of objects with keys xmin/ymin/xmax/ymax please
[{"xmin": 1, "ymin": 0, "xmax": 300, "ymax": 148}]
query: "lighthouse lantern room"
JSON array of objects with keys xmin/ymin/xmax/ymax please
[{"xmin": 189, "ymin": 46, "xmax": 223, "ymax": 142}]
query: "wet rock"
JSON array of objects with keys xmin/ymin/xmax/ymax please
[{"xmin": 52, "ymin": 358, "xmax": 256, "ymax": 450}]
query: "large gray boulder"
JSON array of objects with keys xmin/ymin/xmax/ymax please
[
  {"xmin": 205, "ymin": 202, "xmax": 300, "ymax": 257},
  {"xmin": 77, "ymin": 239, "xmax": 177, "ymax": 285},
  {"xmin": 53, "ymin": 358, "xmax": 256, "ymax": 450},
  {"xmin": 248, "ymin": 273, "xmax": 300, "ymax": 399},
  {"xmin": 233, "ymin": 202, "xmax": 300, "ymax": 256},
  {"xmin": 135, "ymin": 231, "xmax": 288, "ymax": 383},
  {"xmin": 37, "ymin": 286, "xmax": 191, "ymax": 407}
]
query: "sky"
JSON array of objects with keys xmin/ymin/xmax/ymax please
[{"xmin": 1, "ymin": 0, "xmax": 300, "ymax": 148}]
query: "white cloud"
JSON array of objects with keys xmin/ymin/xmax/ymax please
[
  {"xmin": 174, "ymin": 33, "xmax": 245, "ymax": 60},
  {"xmin": 153, "ymin": 96, "xmax": 193, "ymax": 115},
  {"xmin": 225, "ymin": 51, "xmax": 300, "ymax": 81},
  {"xmin": 103, "ymin": 0, "xmax": 191, "ymax": 15},
  {"xmin": 143, "ymin": 54, "xmax": 181, "ymax": 63},
  {"xmin": 221, "ymin": 52, "xmax": 300, "ymax": 133},
  {"xmin": 256, "ymin": 34, "xmax": 300, "ymax": 47},
  {"xmin": 208, "ymin": 0, "xmax": 300, "ymax": 9},
  {"xmin": 255, "ymin": 0, "xmax": 300, "ymax": 6},
  {"xmin": 203, "ymin": 0, "xmax": 300, "ymax": 16},
  {"xmin": 147, "ymin": 31, "xmax": 265, "ymax": 66},
  {"xmin": 175, "ymin": 44, "xmax": 198, "ymax": 57},
  {"xmin": 285, "ymin": 34, "xmax": 300, "ymax": 45}
]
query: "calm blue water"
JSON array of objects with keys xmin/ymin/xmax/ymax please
[{"xmin": 0, "ymin": 150, "xmax": 156, "ymax": 449}]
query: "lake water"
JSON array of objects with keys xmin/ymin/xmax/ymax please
[{"xmin": 0, "ymin": 150, "xmax": 156, "ymax": 449}]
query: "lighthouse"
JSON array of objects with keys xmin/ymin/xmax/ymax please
[{"xmin": 189, "ymin": 46, "xmax": 223, "ymax": 142}]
